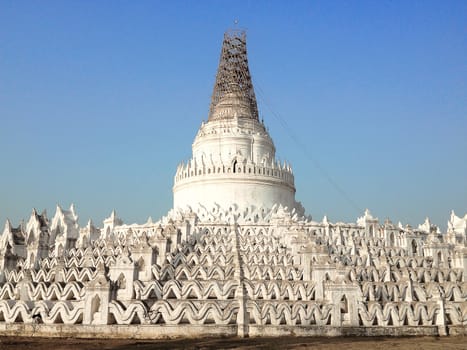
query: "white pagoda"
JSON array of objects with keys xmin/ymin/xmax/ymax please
[
  {"xmin": 0, "ymin": 30, "xmax": 465, "ymax": 339},
  {"xmin": 174, "ymin": 30, "xmax": 300, "ymax": 213}
]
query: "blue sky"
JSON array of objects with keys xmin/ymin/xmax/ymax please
[{"xmin": 1, "ymin": 1, "xmax": 466, "ymax": 230}]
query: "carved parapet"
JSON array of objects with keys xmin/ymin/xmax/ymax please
[
  {"xmin": 311, "ymin": 264, "xmax": 338, "ymax": 300},
  {"xmin": 130, "ymin": 241, "xmax": 155, "ymax": 282},
  {"xmin": 293, "ymin": 240, "xmax": 311, "ymax": 280},
  {"xmin": 325, "ymin": 281, "xmax": 362, "ymax": 327},
  {"xmin": 53, "ymin": 256, "xmax": 67, "ymax": 283},
  {"xmin": 307, "ymin": 242, "xmax": 329, "ymax": 265},
  {"xmin": 26, "ymin": 242, "xmax": 47, "ymax": 269},
  {"xmin": 430, "ymin": 288, "xmax": 447, "ymax": 335},
  {"xmin": 424, "ymin": 241, "xmax": 453, "ymax": 268},
  {"xmin": 406, "ymin": 278, "xmax": 415, "ymax": 302},
  {"xmin": 451, "ymin": 247, "xmax": 467, "ymax": 282},
  {"xmin": 0, "ymin": 248, "xmax": 17, "ymax": 281},
  {"xmin": 165, "ymin": 222, "xmax": 180, "ymax": 250},
  {"xmin": 176, "ymin": 219, "xmax": 192, "ymax": 244},
  {"xmin": 290, "ymin": 234, "xmax": 307, "ymax": 257},
  {"xmin": 174, "ymin": 157, "xmax": 295, "ymax": 188},
  {"xmin": 16, "ymin": 269, "xmax": 33, "ymax": 301},
  {"xmin": 153, "ymin": 238, "xmax": 169, "ymax": 266},
  {"xmin": 81, "ymin": 249, "xmax": 94, "ymax": 267},
  {"xmin": 108, "ymin": 254, "xmax": 136, "ymax": 301},
  {"xmin": 83, "ymin": 268, "xmax": 111, "ymax": 325}
]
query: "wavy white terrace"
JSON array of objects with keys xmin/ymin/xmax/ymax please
[{"xmin": 0, "ymin": 30, "xmax": 465, "ymax": 339}]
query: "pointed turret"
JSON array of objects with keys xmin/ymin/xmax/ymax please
[
  {"xmin": 1, "ymin": 220, "xmax": 14, "ymax": 251},
  {"xmin": 3, "ymin": 219, "xmax": 12, "ymax": 234},
  {"xmin": 208, "ymin": 29, "xmax": 259, "ymax": 121},
  {"xmin": 50, "ymin": 204, "xmax": 79, "ymax": 244},
  {"xmin": 102, "ymin": 210, "xmax": 123, "ymax": 238}
]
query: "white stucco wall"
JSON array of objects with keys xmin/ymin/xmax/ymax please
[
  {"xmin": 174, "ymin": 107, "xmax": 298, "ymax": 213},
  {"xmin": 173, "ymin": 175, "xmax": 296, "ymax": 211}
]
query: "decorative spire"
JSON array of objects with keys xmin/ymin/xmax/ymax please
[{"xmin": 208, "ymin": 29, "xmax": 259, "ymax": 121}]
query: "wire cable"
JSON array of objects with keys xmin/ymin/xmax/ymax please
[{"xmin": 254, "ymin": 80, "xmax": 363, "ymax": 215}]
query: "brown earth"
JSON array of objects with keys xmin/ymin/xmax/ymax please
[{"xmin": 0, "ymin": 335, "xmax": 466, "ymax": 350}]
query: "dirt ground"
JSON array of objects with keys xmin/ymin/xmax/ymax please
[{"xmin": 0, "ymin": 335, "xmax": 466, "ymax": 350}]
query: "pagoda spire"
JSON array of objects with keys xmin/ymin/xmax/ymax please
[{"xmin": 208, "ymin": 29, "xmax": 259, "ymax": 121}]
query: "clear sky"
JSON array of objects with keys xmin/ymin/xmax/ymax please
[{"xmin": 1, "ymin": 1, "xmax": 466, "ymax": 230}]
